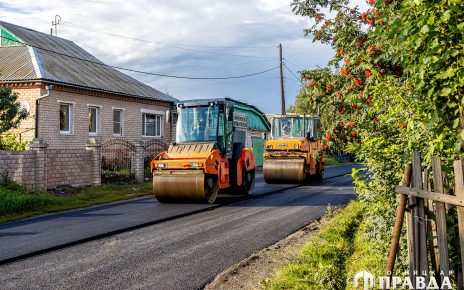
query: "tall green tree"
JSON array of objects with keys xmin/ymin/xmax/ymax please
[
  {"xmin": 0, "ymin": 87, "xmax": 27, "ymax": 134},
  {"xmin": 290, "ymin": 0, "xmax": 464, "ymax": 283}
]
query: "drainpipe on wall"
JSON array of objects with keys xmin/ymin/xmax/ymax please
[{"xmin": 35, "ymin": 85, "xmax": 52, "ymax": 139}]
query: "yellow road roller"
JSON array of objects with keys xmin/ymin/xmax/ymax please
[
  {"xmin": 151, "ymin": 98, "xmax": 259, "ymax": 203},
  {"xmin": 263, "ymin": 114, "xmax": 324, "ymax": 183}
]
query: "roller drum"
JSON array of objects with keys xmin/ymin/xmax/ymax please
[
  {"xmin": 153, "ymin": 172, "xmax": 218, "ymax": 203},
  {"xmin": 263, "ymin": 159, "xmax": 306, "ymax": 183}
]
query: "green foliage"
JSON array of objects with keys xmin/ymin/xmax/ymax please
[
  {"xmin": 288, "ymin": 0, "xmax": 463, "ymax": 284},
  {"xmin": 286, "ymin": 104, "xmax": 296, "ymax": 113},
  {"xmin": 0, "ymin": 135, "xmax": 27, "ymax": 150},
  {"xmin": 101, "ymin": 168, "xmax": 135, "ymax": 183},
  {"xmin": 262, "ymin": 202, "xmax": 364, "ymax": 290},
  {"xmin": 0, "ymin": 87, "xmax": 28, "ymax": 134}
]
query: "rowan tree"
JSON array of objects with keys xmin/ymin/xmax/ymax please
[{"xmin": 290, "ymin": 0, "xmax": 464, "ymax": 283}]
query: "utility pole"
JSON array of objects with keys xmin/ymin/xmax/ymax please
[
  {"xmin": 51, "ymin": 15, "xmax": 61, "ymax": 36},
  {"xmin": 279, "ymin": 43, "xmax": 286, "ymax": 115}
]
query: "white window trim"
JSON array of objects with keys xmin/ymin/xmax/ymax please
[
  {"xmin": 87, "ymin": 104, "xmax": 102, "ymax": 108},
  {"xmin": 88, "ymin": 106, "xmax": 101, "ymax": 136},
  {"xmin": 141, "ymin": 108, "xmax": 164, "ymax": 115},
  {"xmin": 59, "ymin": 102, "xmax": 74, "ymax": 135},
  {"xmin": 142, "ymin": 113, "xmax": 163, "ymax": 138},
  {"xmin": 113, "ymin": 108, "xmax": 125, "ymax": 137},
  {"xmin": 57, "ymin": 100, "xmax": 76, "ymax": 105}
]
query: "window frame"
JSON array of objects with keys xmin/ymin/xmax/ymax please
[
  {"xmin": 88, "ymin": 105, "xmax": 101, "ymax": 136},
  {"xmin": 142, "ymin": 113, "xmax": 164, "ymax": 138},
  {"xmin": 113, "ymin": 108, "xmax": 125, "ymax": 137},
  {"xmin": 142, "ymin": 113, "xmax": 163, "ymax": 138},
  {"xmin": 59, "ymin": 102, "xmax": 74, "ymax": 135}
]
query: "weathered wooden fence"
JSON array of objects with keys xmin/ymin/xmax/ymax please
[{"xmin": 386, "ymin": 152, "xmax": 464, "ymax": 289}]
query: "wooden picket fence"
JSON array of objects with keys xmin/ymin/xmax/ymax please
[{"xmin": 385, "ymin": 152, "xmax": 464, "ymax": 289}]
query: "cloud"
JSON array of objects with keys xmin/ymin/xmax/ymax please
[{"xmin": 0, "ymin": 0, "xmax": 348, "ymax": 113}]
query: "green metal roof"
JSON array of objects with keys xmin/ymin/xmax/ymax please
[
  {"xmin": 177, "ymin": 98, "xmax": 271, "ymax": 131},
  {"xmin": 232, "ymin": 102, "xmax": 270, "ymax": 131}
]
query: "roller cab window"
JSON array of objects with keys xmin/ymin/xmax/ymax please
[
  {"xmin": 176, "ymin": 105, "xmax": 219, "ymax": 143},
  {"xmin": 271, "ymin": 116, "xmax": 321, "ymax": 140}
]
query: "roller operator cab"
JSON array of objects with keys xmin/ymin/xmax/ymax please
[
  {"xmin": 150, "ymin": 99, "xmax": 256, "ymax": 204},
  {"xmin": 263, "ymin": 114, "xmax": 324, "ymax": 183}
]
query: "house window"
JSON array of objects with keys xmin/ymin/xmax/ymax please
[
  {"xmin": 59, "ymin": 103, "xmax": 73, "ymax": 134},
  {"xmin": 113, "ymin": 109, "xmax": 124, "ymax": 136},
  {"xmin": 88, "ymin": 106, "xmax": 100, "ymax": 135},
  {"xmin": 143, "ymin": 113, "xmax": 163, "ymax": 137}
]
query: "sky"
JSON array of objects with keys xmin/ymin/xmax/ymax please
[{"xmin": 0, "ymin": 0, "xmax": 364, "ymax": 113}]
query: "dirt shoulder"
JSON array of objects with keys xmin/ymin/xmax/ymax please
[{"xmin": 205, "ymin": 219, "xmax": 322, "ymax": 290}]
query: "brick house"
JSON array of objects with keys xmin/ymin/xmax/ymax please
[{"xmin": 0, "ymin": 21, "xmax": 176, "ymax": 148}]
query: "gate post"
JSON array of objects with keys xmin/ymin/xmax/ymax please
[
  {"xmin": 134, "ymin": 142, "xmax": 144, "ymax": 183},
  {"xmin": 29, "ymin": 138, "xmax": 48, "ymax": 191},
  {"xmin": 86, "ymin": 139, "xmax": 101, "ymax": 186}
]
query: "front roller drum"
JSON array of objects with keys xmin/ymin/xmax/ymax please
[
  {"xmin": 263, "ymin": 159, "xmax": 306, "ymax": 183},
  {"xmin": 153, "ymin": 173, "xmax": 218, "ymax": 204}
]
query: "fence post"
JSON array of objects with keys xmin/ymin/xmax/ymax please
[
  {"xmin": 411, "ymin": 152, "xmax": 429, "ymax": 284},
  {"xmin": 453, "ymin": 159, "xmax": 464, "ymax": 289},
  {"xmin": 385, "ymin": 163, "xmax": 411, "ymax": 287},
  {"xmin": 424, "ymin": 168, "xmax": 440, "ymax": 281},
  {"xmin": 432, "ymin": 156, "xmax": 450, "ymax": 286},
  {"xmin": 86, "ymin": 139, "xmax": 101, "ymax": 186},
  {"xmin": 28, "ymin": 138, "xmax": 48, "ymax": 191},
  {"xmin": 134, "ymin": 142, "xmax": 144, "ymax": 183}
]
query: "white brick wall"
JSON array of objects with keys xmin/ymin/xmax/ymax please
[
  {"xmin": 0, "ymin": 147, "xmax": 97, "ymax": 190},
  {"xmin": 5, "ymin": 84, "xmax": 173, "ymax": 148}
]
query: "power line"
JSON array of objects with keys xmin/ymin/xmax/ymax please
[
  {"xmin": 0, "ymin": 35, "xmax": 279, "ymax": 80},
  {"xmin": 283, "ymin": 54, "xmax": 305, "ymax": 71},
  {"xmin": 164, "ymin": 76, "xmax": 280, "ymax": 89},
  {"xmin": 283, "ymin": 62, "xmax": 302, "ymax": 83},
  {"xmin": 161, "ymin": 59, "xmax": 276, "ymax": 74},
  {"xmin": 63, "ymin": 22, "xmax": 276, "ymax": 49},
  {"xmin": 61, "ymin": 22, "xmax": 276, "ymax": 59}
]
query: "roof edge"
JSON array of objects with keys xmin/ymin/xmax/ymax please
[
  {"xmin": 0, "ymin": 79, "xmax": 176, "ymax": 104},
  {"xmin": 28, "ymin": 46, "xmax": 43, "ymax": 79}
]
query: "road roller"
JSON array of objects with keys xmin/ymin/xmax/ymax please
[
  {"xmin": 263, "ymin": 114, "xmax": 324, "ymax": 183},
  {"xmin": 150, "ymin": 98, "xmax": 258, "ymax": 203}
]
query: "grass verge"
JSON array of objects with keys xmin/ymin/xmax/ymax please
[
  {"xmin": 324, "ymin": 157, "xmax": 344, "ymax": 166},
  {"xmin": 0, "ymin": 181, "xmax": 153, "ymax": 224},
  {"xmin": 260, "ymin": 201, "xmax": 365, "ymax": 290}
]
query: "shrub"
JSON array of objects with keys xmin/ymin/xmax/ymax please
[{"xmin": 0, "ymin": 135, "xmax": 27, "ymax": 150}]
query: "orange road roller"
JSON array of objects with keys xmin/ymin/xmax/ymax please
[
  {"xmin": 263, "ymin": 114, "xmax": 324, "ymax": 183},
  {"xmin": 151, "ymin": 98, "xmax": 258, "ymax": 203}
]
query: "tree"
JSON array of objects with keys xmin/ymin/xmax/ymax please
[
  {"xmin": 290, "ymin": 0, "xmax": 463, "ymax": 282},
  {"xmin": 0, "ymin": 87, "xmax": 28, "ymax": 134}
]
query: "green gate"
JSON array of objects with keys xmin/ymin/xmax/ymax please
[{"xmin": 252, "ymin": 138, "xmax": 264, "ymax": 167}]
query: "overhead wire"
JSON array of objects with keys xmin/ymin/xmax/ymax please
[
  {"xmin": 165, "ymin": 76, "xmax": 280, "ymax": 89},
  {"xmin": 283, "ymin": 53, "xmax": 306, "ymax": 71},
  {"xmin": 160, "ymin": 59, "xmax": 276, "ymax": 74},
  {"xmin": 283, "ymin": 62, "xmax": 302, "ymax": 83},
  {"xmin": 61, "ymin": 22, "xmax": 276, "ymax": 59},
  {"xmin": 0, "ymin": 35, "xmax": 279, "ymax": 80}
]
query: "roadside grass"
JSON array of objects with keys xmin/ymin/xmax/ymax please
[
  {"xmin": 324, "ymin": 156, "xmax": 344, "ymax": 166},
  {"xmin": 0, "ymin": 181, "xmax": 153, "ymax": 224},
  {"xmin": 345, "ymin": 221, "xmax": 386, "ymax": 290},
  {"xmin": 260, "ymin": 201, "xmax": 365, "ymax": 290}
]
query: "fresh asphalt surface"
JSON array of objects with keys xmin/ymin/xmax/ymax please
[{"xmin": 0, "ymin": 164, "xmax": 358, "ymax": 289}]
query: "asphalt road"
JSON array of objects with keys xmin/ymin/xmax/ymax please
[
  {"xmin": 0, "ymin": 164, "xmax": 357, "ymax": 290},
  {"xmin": 0, "ymin": 164, "xmax": 356, "ymax": 263}
]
